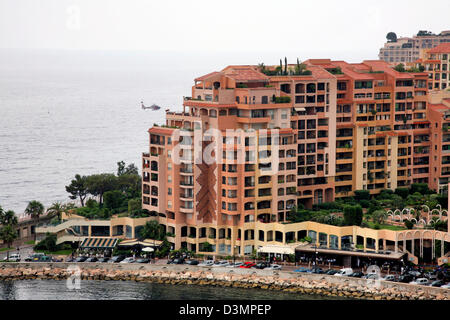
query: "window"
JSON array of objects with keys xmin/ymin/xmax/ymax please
[{"xmin": 355, "ymin": 81, "xmax": 373, "ymax": 89}]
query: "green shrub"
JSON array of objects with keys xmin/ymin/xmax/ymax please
[
  {"xmin": 359, "ymin": 199, "xmax": 371, "ymax": 208},
  {"xmin": 103, "ymin": 190, "xmax": 126, "ymax": 210},
  {"xmin": 377, "ymin": 189, "xmax": 394, "ymax": 200},
  {"xmin": 273, "ymin": 96, "xmax": 291, "ymax": 103},
  {"xmin": 128, "ymin": 198, "xmax": 141, "ymax": 213},
  {"xmin": 34, "ymin": 233, "xmax": 57, "ymax": 252},
  {"xmin": 354, "ymin": 190, "xmax": 370, "ymax": 201},
  {"xmin": 410, "ymin": 183, "xmax": 431, "ymax": 195},
  {"xmin": 343, "ymin": 205, "xmax": 363, "ymax": 226},
  {"xmin": 437, "ymin": 194, "xmax": 448, "ymax": 209},
  {"xmin": 404, "ymin": 220, "xmax": 414, "ymax": 229},
  {"xmin": 395, "ymin": 188, "xmax": 409, "ymax": 199},
  {"xmin": 86, "ymin": 198, "xmax": 98, "ymax": 209}
]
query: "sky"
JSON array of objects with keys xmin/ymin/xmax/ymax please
[{"xmin": 0, "ymin": 0, "xmax": 449, "ymax": 62}]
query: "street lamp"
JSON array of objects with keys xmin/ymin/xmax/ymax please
[{"xmin": 313, "ymin": 243, "xmax": 318, "ymax": 266}]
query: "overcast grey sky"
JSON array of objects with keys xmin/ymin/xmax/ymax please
[{"xmin": 0, "ymin": 0, "xmax": 449, "ymax": 60}]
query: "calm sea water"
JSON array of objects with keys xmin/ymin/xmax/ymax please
[{"xmin": 0, "ymin": 279, "xmax": 341, "ymax": 300}]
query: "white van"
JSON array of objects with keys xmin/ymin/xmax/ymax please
[
  {"xmin": 4, "ymin": 253, "xmax": 21, "ymax": 262},
  {"xmin": 334, "ymin": 268, "xmax": 353, "ymax": 277},
  {"xmin": 410, "ymin": 278, "xmax": 429, "ymax": 286}
]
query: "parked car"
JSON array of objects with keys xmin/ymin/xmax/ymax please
[
  {"xmin": 212, "ymin": 261, "xmax": 230, "ymax": 268},
  {"xmin": 363, "ymin": 273, "xmax": 380, "ymax": 280},
  {"xmin": 136, "ymin": 258, "xmax": 150, "ymax": 264},
  {"xmin": 294, "ymin": 267, "xmax": 309, "ymax": 273},
  {"xmin": 308, "ymin": 267, "xmax": 324, "ymax": 274},
  {"xmin": 65, "ymin": 257, "xmax": 76, "ymax": 262},
  {"xmin": 325, "ymin": 269, "xmax": 338, "ymax": 275},
  {"xmin": 85, "ymin": 257, "xmax": 98, "ymax": 263},
  {"xmin": 185, "ymin": 260, "xmax": 199, "ymax": 265},
  {"xmin": 173, "ymin": 258, "xmax": 185, "ymax": 264},
  {"xmin": 109, "ymin": 255, "xmax": 125, "ymax": 263},
  {"xmin": 430, "ymin": 280, "xmax": 445, "ymax": 287},
  {"xmin": 254, "ymin": 262, "xmax": 270, "ymax": 269},
  {"xmin": 349, "ymin": 271, "xmax": 365, "ymax": 278},
  {"xmin": 198, "ymin": 260, "xmax": 214, "ymax": 267},
  {"xmin": 226, "ymin": 262, "xmax": 244, "ymax": 268},
  {"xmin": 75, "ymin": 256, "xmax": 88, "ymax": 263},
  {"xmin": 442, "ymin": 272, "xmax": 450, "ymax": 282},
  {"xmin": 4, "ymin": 253, "xmax": 21, "ymax": 262},
  {"xmin": 424, "ymin": 272, "xmax": 438, "ymax": 281},
  {"xmin": 410, "ymin": 278, "xmax": 429, "ymax": 286},
  {"xmin": 98, "ymin": 257, "xmax": 110, "ymax": 263},
  {"xmin": 25, "ymin": 253, "xmax": 44, "ymax": 262},
  {"xmin": 440, "ymin": 283, "xmax": 450, "ymax": 289},
  {"xmin": 398, "ymin": 274, "xmax": 415, "ymax": 283},
  {"xmin": 239, "ymin": 262, "xmax": 256, "ymax": 268},
  {"xmin": 408, "ymin": 270, "xmax": 422, "ymax": 277},
  {"xmin": 265, "ymin": 264, "xmax": 282, "ymax": 271},
  {"xmin": 334, "ymin": 268, "xmax": 353, "ymax": 277},
  {"xmin": 37, "ymin": 255, "xmax": 52, "ymax": 262},
  {"xmin": 382, "ymin": 275, "xmax": 396, "ymax": 282},
  {"xmin": 120, "ymin": 257, "xmax": 136, "ymax": 263},
  {"xmin": 51, "ymin": 257, "xmax": 63, "ymax": 262}
]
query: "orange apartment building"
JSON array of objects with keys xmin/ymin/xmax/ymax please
[
  {"xmin": 415, "ymin": 43, "xmax": 450, "ymax": 91},
  {"xmin": 305, "ymin": 59, "xmax": 430, "ymax": 197},
  {"xmin": 428, "ymin": 90, "xmax": 450, "ymax": 193},
  {"xmin": 141, "ymin": 60, "xmax": 450, "ymax": 255}
]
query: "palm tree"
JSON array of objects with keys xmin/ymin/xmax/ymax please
[
  {"xmin": 46, "ymin": 202, "xmax": 65, "ymax": 222},
  {"xmin": 25, "ymin": 200, "xmax": 45, "ymax": 241},
  {"xmin": 0, "ymin": 208, "xmax": 18, "ymax": 260}
]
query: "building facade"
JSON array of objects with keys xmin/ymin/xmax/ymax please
[
  {"xmin": 379, "ymin": 30, "xmax": 450, "ymax": 65},
  {"xmin": 428, "ymin": 90, "xmax": 450, "ymax": 193},
  {"xmin": 415, "ymin": 43, "xmax": 450, "ymax": 91},
  {"xmin": 141, "ymin": 60, "xmax": 450, "ymax": 258}
]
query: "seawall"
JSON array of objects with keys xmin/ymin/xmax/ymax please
[{"xmin": 0, "ymin": 263, "xmax": 448, "ymax": 300}]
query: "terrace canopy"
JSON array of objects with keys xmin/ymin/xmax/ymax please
[
  {"xmin": 80, "ymin": 237, "xmax": 118, "ymax": 249},
  {"xmin": 118, "ymin": 238, "xmax": 163, "ymax": 247},
  {"xmin": 257, "ymin": 244, "xmax": 296, "ymax": 255},
  {"xmin": 295, "ymin": 245, "xmax": 405, "ymax": 260}
]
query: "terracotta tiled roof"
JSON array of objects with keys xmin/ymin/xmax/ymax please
[
  {"xmin": 195, "ymin": 71, "xmax": 220, "ymax": 82},
  {"xmin": 428, "ymin": 43, "xmax": 450, "ymax": 54},
  {"xmin": 362, "ymin": 60, "xmax": 414, "ymax": 79},
  {"xmin": 183, "ymin": 100, "xmax": 236, "ymax": 108},
  {"xmin": 222, "ymin": 66, "xmax": 269, "ymax": 82},
  {"xmin": 269, "ymin": 76, "xmax": 315, "ymax": 81},
  {"xmin": 148, "ymin": 127, "xmax": 175, "ymax": 135},
  {"xmin": 328, "ymin": 61, "xmax": 375, "ymax": 80}
]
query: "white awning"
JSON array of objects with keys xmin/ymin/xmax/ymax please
[
  {"xmin": 294, "ymin": 107, "xmax": 306, "ymax": 112},
  {"xmin": 257, "ymin": 244, "xmax": 296, "ymax": 255}
]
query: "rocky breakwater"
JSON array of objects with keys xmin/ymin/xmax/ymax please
[{"xmin": 0, "ymin": 263, "xmax": 448, "ymax": 300}]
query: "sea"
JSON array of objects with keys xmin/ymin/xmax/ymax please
[{"xmin": 0, "ymin": 279, "xmax": 342, "ymax": 300}]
